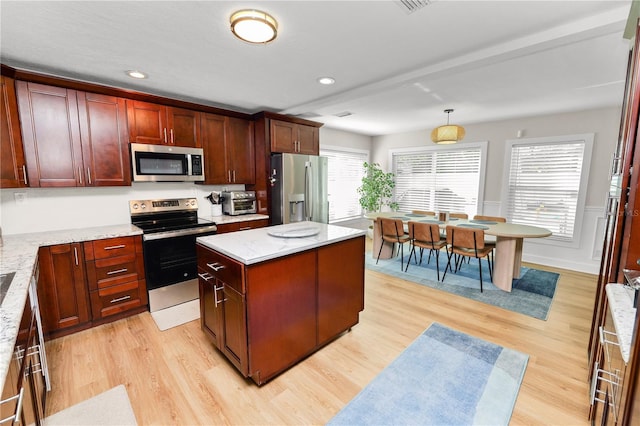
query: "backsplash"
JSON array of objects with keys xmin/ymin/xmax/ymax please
[{"xmin": 0, "ymin": 182, "xmax": 244, "ymax": 235}]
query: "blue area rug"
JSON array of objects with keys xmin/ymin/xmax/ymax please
[
  {"xmin": 328, "ymin": 323, "xmax": 528, "ymax": 426},
  {"xmin": 366, "ymin": 250, "xmax": 559, "ymax": 320}
]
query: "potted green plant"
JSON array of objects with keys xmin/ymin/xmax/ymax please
[{"xmin": 357, "ymin": 162, "xmax": 399, "ymax": 213}]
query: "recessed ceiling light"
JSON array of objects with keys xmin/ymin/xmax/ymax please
[
  {"xmin": 317, "ymin": 77, "xmax": 335, "ymax": 85},
  {"xmin": 230, "ymin": 9, "xmax": 278, "ymax": 44},
  {"xmin": 126, "ymin": 70, "xmax": 148, "ymax": 79}
]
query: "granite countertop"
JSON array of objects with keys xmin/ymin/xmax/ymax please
[
  {"xmin": 605, "ymin": 283, "xmax": 638, "ymax": 363},
  {"xmin": 0, "ymin": 224, "xmax": 142, "ymax": 390},
  {"xmin": 203, "ymin": 213, "xmax": 269, "ymax": 225},
  {"xmin": 197, "ymin": 222, "xmax": 366, "ymax": 265}
]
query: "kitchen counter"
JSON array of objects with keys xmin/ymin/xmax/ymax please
[
  {"xmin": 605, "ymin": 283, "xmax": 637, "ymax": 363},
  {"xmin": 197, "ymin": 222, "xmax": 366, "ymax": 265},
  {"xmin": 0, "ymin": 224, "xmax": 142, "ymax": 390}
]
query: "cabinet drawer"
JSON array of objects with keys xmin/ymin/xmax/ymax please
[
  {"xmin": 93, "ymin": 254, "xmax": 140, "ymax": 289},
  {"xmin": 197, "ymin": 245, "xmax": 244, "ymax": 293},
  {"xmin": 87, "ymin": 236, "xmax": 136, "ymax": 260},
  {"xmin": 90, "ymin": 281, "xmax": 143, "ymax": 319}
]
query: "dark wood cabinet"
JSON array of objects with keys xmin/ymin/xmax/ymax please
[
  {"xmin": 16, "ymin": 81, "xmax": 130, "ymax": 187},
  {"xmin": 127, "ymin": 100, "xmax": 200, "ymax": 147},
  {"xmin": 84, "ymin": 236, "xmax": 148, "ymax": 321},
  {"xmin": 197, "ymin": 234, "xmax": 365, "ymax": 385},
  {"xmin": 214, "ymin": 219, "xmax": 268, "ymax": 234},
  {"xmin": 0, "ymin": 75, "xmax": 28, "ymax": 188},
  {"xmin": 270, "ymin": 119, "xmax": 319, "ymax": 155},
  {"xmin": 200, "ymin": 113, "xmax": 255, "ymax": 184},
  {"xmin": 588, "ymin": 19, "xmax": 640, "ymax": 425},
  {"xmin": 38, "ymin": 243, "xmax": 92, "ymax": 337}
]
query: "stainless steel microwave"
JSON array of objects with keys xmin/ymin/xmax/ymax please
[{"xmin": 130, "ymin": 143, "xmax": 205, "ymax": 182}]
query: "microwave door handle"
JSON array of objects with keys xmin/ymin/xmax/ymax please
[{"xmin": 186, "ymin": 154, "xmax": 192, "ymax": 176}]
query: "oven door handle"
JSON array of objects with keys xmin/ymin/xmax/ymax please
[{"xmin": 143, "ymin": 225, "xmax": 218, "ymax": 241}]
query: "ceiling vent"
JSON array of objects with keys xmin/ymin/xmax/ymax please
[
  {"xmin": 334, "ymin": 111, "xmax": 353, "ymax": 118},
  {"xmin": 395, "ymin": 0, "xmax": 431, "ymax": 14},
  {"xmin": 295, "ymin": 112, "xmax": 323, "ymax": 119}
]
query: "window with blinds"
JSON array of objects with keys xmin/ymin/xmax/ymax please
[
  {"xmin": 320, "ymin": 147, "xmax": 369, "ymax": 222},
  {"xmin": 392, "ymin": 143, "xmax": 486, "ymax": 217},
  {"xmin": 503, "ymin": 134, "xmax": 593, "ymax": 242}
]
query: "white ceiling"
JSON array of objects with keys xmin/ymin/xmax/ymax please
[{"xmin": 0, "ymin": 0, "xmax": 633, "ymax": 136}]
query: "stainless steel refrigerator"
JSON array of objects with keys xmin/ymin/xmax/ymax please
[{"xmin": 270, "ymin": 153, "xmax": 329, "ymax": 225}]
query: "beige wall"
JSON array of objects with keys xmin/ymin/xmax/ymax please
[
  {"xmin": 371, "ymin": 106, "xmax": 621, "ymax": 207},
  {"xmin": 320, "ymin": 127, "xmax": 372, "ymax": 152}
]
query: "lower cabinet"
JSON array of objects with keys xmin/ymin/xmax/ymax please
[
  {"xmin": 37, "ymin": 235, "xmax": 147, "ymax": 339},
  {"xmin": 215, "ymin": 219, "xmax": 268, "ymax": 234},
  {"xmin": 38, "ymin": 243, "xmax": 92, "ymax": 337},
  {"xmin": 197, "ymin": 235, "xmax": 365, "ymax": 385}
]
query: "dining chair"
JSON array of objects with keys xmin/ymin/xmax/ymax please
[
  {"xmin": 405, "ymin": 221, "xmax": 447, "ymax": 280},
  {"xmin": 448, "ymin": 212, "xmax": 469, "ymax": 219},
  {"xmin": 472, "ymin": 215, "xmax": 506, "ymax": 262},
  {"xmin": 411, "ymin": 210, "xmax": 436, "ymax": 216},
  {"xmin": 442, "ymin": 225, "xmax": 493, "ymax": 292},
  {"xmin": 376, "ymin": 218, "xmax": 411, "ymax": 270}
]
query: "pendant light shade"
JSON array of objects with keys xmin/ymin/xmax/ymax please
[
  {"xmin": 230, "ymin": 9, "xmax": 278, "ymax": 44},
  {"xmin": 431, "ymin": 109, "xmax": 465, "ymax": 144}
]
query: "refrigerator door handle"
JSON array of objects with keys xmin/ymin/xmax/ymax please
[{"xmin": 305, "ymin": 161, "xmax": 313, "ymax": 221}]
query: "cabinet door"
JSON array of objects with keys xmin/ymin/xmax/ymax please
[
  {"xmin": 168, "ymin": 107, "xmax": 200, "ymax": 147},
  {"xmin": 126, "ymin": 100, "xmax": 168, "ymax": 144},
  {"xmin": 200, "ymin": 112, "xmax": 228, "ymax": 183},
  {"xmin": 77, "ymin": 92, "xmax": 131, "ymax": 186},
  {"xmin": 16, "ymin": 81, "xmax": 83, "ymax": 187},
  {"xmin": 198, "ymin": 268, "xmax": 223, "ymax": 348},
  {"xmin": 38, "ymin": 244, "xmax": 91, "ymax": 335},
  {"xmin": 0, "ymin": 76, "xmax": 28, "ymax": 188},
  {"xmin": 221, "ymin": 284, "xmax": 248, "ymax": 375},
  {"xmin": 270, "ymin": 119, "xmax": 297, "ymax": 153},
  {"xmin": 227, "ymin": 117, "xmax": 255, "ymax": 184},
  {"xmin": 317, "ymin": 236, "xmax": 365, "ymax": 345},
  {"xmin": 297, "ymin": 124, "xmax": 319, "ymax": 155}
]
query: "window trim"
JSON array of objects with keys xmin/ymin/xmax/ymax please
[
  {"xmin": 389, "ymin": 141, "xmax": 488, "ymax": 215},
  {"xmin": 500, "ymin": 133, "xmax": 594, "ymax": 248}
]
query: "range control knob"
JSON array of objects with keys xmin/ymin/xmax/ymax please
[
  {"xmin": 132, "ymin": 203, "xmax": 139, "ymax": 210},
  {"xmin": 140, "ymin": 203, "xmax": 146, "ymax": 209}
]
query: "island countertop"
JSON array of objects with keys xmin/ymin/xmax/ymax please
[{"xmin": 196, "ymin": 222, "xmax": 366, "ymax": 265}]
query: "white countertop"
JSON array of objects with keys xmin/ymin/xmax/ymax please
[
  {"xmin": 203, "ymin": 213, "xmax": 269, "ymax": 225},
  {"xmin": 605, "ymin": 283, "xmax": 638, "ymax": 363},
  {"xmin": 197, "ymin": 222, "xmax": 366, "ymax": 265},
  {"xmin": 0, "ymin": 224, "xmax": 142, "ymax": 390}
]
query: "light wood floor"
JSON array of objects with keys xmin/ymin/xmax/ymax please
[{"xmin": 43, "ymin": 250, "xmax": 597, "ymax": 425}]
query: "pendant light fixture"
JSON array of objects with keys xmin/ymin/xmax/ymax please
[
  {"xmin": 230, "ymin": 9, "xmax": 278, "ymax": 44},
  {"xmin": 431, "ymin": 109, "xmax": 465, "ymax": 144}
]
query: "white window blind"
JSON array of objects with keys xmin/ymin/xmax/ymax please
[
  {"xmin": 504, "ymin": 135, "xmax": 593, "ymax": 242},
  {"xmin": 321, "ymin": 148, "xmax": 368, "ymax": 222},
  {"xmin": 392, "ymin": 145, "xmax": 484, "ymax": 217}
]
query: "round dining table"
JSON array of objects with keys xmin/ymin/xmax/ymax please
[{"xmin": 366, "ymin": 212, "xmax": 552, "ymax": 292}]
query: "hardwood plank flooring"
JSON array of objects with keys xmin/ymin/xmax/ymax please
[{"xmin": 43, "ymin": 252, "xmax": 597, "ymax": 425}]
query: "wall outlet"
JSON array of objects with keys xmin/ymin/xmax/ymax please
[{"xmin": 14, "ymin": 192, "xmax": 26, "ymax": 204}]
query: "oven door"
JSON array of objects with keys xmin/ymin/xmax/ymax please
[{"xmin": 142, "ymin": 228, "xmax": 217, "ymax": 290}]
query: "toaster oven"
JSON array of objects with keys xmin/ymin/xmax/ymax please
[{"xmin": 222, "ymin": 191, "xmax": 257, "ymax": 215}]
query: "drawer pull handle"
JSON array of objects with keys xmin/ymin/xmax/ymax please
[
  {"xmin": 110, "ymin": 295, "xmax": 131, "ymax": 304},
  {"xmin": 239, "ymin": 227, "xmax": 251, "ymax": 231},
  {"xmin": 107, "ymin": 268, "xmax": 128, "ymax": 275},
  {"xmin": 206, "ymin": 262, "xmax": 225, "ymax": 272},
  {"xmin": 104, "ymin": 244, "xmax": 126, "ymax": 250},
  {"xmin": 0, "ymin": 387, "xmax": 24, "ymax": 424},
  {"xmin": 198, "ymin": 272, "xmax": 213, "ymax": 281},
  {"xmin": 213, "ymin": 284, "xmax": 227, "ymax": 307}
]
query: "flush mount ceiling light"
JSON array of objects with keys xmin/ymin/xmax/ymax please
[
  {"xmin": 431, "ymin": 108, "xmax": 465, "ymax": 144},
  {"xmin": 230, "ymin": 9, "xmax": 278, "ymax": 44},
  {"xmin": 126, "ymin": 70, "xmax": 147, "ymax": 79},
  {"xmin": 317, "ymin": 77, "xmax": 335, "ymax": 85}
]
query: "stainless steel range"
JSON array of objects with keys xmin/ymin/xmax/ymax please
[{"xmin": 129, "ymin": 198, "xmax": 217, "ymax": 312}]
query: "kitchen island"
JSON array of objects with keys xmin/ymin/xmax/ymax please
[{"xmin": 196, "ymin": 222, "xmax": 366, "ymax": 385}]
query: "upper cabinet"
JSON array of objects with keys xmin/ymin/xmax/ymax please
[
  {"xmin": 127, "ymin": 100, "xmax": 200, "ymax": 147},
  {"xmin": 16, "ymin": 81, "xmax": 131, "ymax": 187},
  {"xmin": 0, "ymin": 75, "xmax": 28, "ymax": 188},
  {"xmin": 200, "ymin": 113, "xmax": 255, "ymax": 184},
  {"xmin": 270, "ymin": 119, "xmax": 319, "ymax": 155}
]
